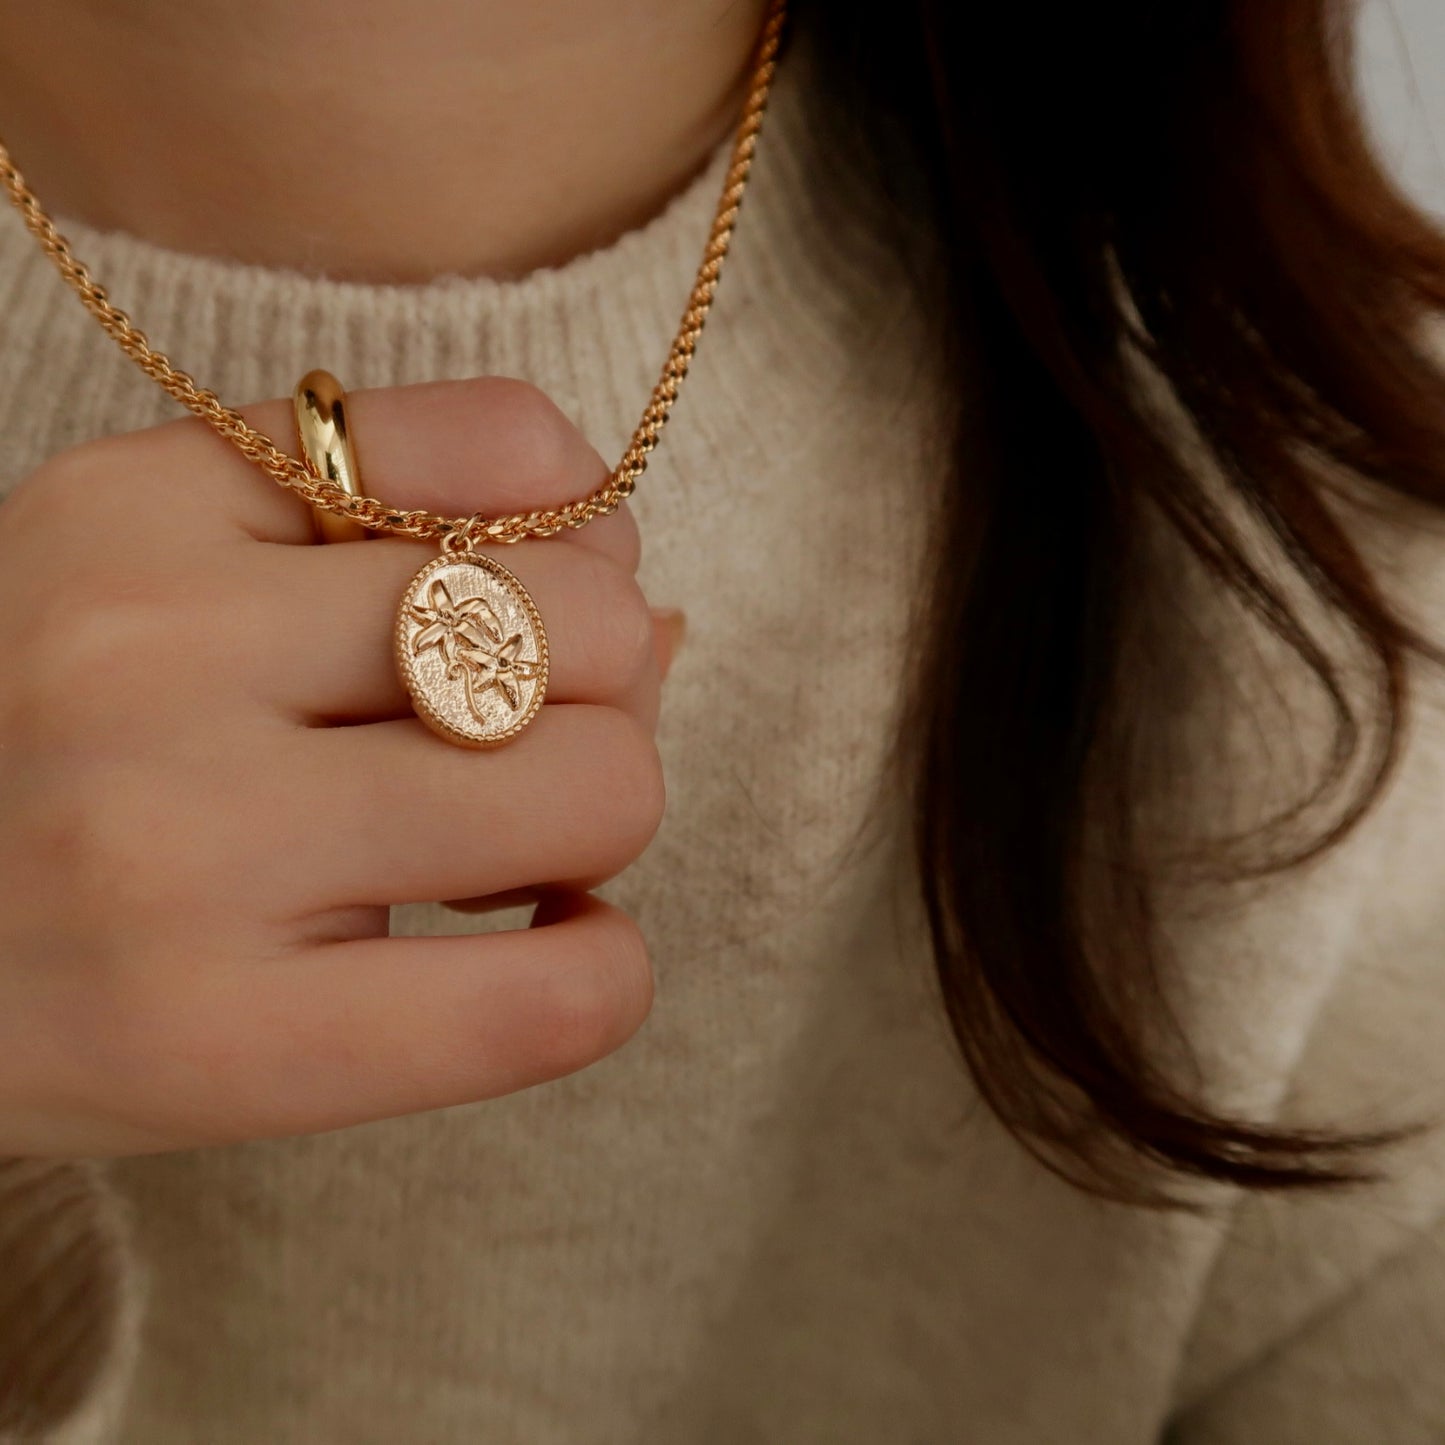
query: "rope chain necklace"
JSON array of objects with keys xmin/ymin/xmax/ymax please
[{"xmin": 0, "ymin": 0, "xmax": 787, "ymax": 747}]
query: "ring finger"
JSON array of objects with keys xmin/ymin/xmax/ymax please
[{"xmin": 268, "ymin": 704, "xmax": 665, "ymax": 912}]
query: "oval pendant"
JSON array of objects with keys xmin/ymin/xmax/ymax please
[{"xmin": 394, "ymin": 551, "xmax": 549, "ymax": 748}]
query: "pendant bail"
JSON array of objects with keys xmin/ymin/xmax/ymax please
[{"xmin": 440, "ymin": 524, "xmax": 476, "ymax": 557}]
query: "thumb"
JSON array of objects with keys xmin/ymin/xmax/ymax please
[{"xmin": 651, "ymin": 607, "xmax": 686, "ymax": 682}]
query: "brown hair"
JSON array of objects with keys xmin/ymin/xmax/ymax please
[{"xmin": 809, "ymin": 0, "xmax": 1445, "ymax": 1202}]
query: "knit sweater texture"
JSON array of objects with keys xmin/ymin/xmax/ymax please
[{"xmin": 2, "ymin": 32, "xmax": 1445, "ymax": 1445}]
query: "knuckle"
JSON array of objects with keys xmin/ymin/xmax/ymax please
[
  {"xmin": 1, "ymin": 449, "xmax": 102, "ymax": 537},
  {"xmin": 55, "ymin": 770, "xmax": 194, "ymax": 920},
  {"xmin": 7, "ymin": 430, "xmax": 161, "ymax": 525},
  {"xmin": 21, "ymin": 596, "xmax": 171, "ymax": 742},
  {"xmin": 71, "ymin": 963, "xmax": 240, "ymax": 1143},
  {"xmin": 496, "ymin": 378, "xmax": 581, "ymax": 481},
  {"xmin": 70, "ymin": 958, "xmax": 174, "ymax": 1082},
  {"xmin": 587, "ymin": 707, "xmax": 666, "ymax": 852},
  {"xmin": 589, "ymin": 499, "xmax": 643, "ymax": 574},
  {"xmin": 16, "ymin": 768, "xmax": 101, "ymax": 882},
  {"xmin": 536, "ymin": 910, "xmax": 653, "ymax": 1074},
  {"xmin": 1, "ymin": 422, "xmax": 216, "ymax": 550},
  {"xmin": 582, "ymin": 558, "xmax": 654, "ymax": 694}
]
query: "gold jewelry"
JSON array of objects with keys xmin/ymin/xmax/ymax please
[
  {"xmin": 0, "ymin": 0, "xmax": 785, "ymax": 746},
  {"xmin": 292, "ymin": 370, "xmax": 369, "ymax": 544},
  {"xmin": 293, "ymin": 367, "xmax": 551, "ymax": 745},
  {"xmin": 397, "ymin": 539, "xmax": 550, "ymax": 748}
]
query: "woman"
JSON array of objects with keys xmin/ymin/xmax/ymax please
[{"xmin": 0, "ymin": 0, "xmax": 1442, "ymax": 1439}]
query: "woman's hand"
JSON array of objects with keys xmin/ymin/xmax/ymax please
[{"xmin": 0, "ymin": 377, "xmax": 673, "ymax": 1157}]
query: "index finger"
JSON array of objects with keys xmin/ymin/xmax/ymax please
[
  {"xmin": 111, "ymin": 375, "xmax": 642, "ymax": 571},
  {"xmin": 239, "ymin": 376, "xmax": 641, "ymax": 571}
]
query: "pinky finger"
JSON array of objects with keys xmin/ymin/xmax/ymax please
[
  {"xmin": 271, "ymin": 890, "xmax": 652, "ymax": 1135},
  {"xmin": 96, "ymin": 892, "xmax": 654, "ymax": 1150}
]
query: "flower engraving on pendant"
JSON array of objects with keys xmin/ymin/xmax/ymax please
[
  {"xmin": 394, "ymin": 553, "xmax": 549, "ymax": 748},
  {"xmin": 408, "ymin": 577, "xmax": 543, "ymax": 715}
]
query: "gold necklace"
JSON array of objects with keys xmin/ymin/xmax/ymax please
[{"xmin": 0, "ymin": 0, "xmax": 786, "ymax": 746}]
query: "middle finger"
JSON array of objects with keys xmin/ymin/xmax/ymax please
[{"xmin": 238, "ymin": 536, "xmax": 659, "ymax": 723}]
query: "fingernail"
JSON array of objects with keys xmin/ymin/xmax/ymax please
[{"xmin": 651, "ymin": 607, "xmax": 686, "ymax": 680}]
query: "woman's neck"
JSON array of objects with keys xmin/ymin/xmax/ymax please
[{"xmin": 0, "ymin": 0, "xmax": 768, "ymax": 283}]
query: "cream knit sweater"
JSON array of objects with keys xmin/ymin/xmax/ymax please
[{"xmin": 3, "ymin": 34, "xmax": 1445, "ymax": 1445}]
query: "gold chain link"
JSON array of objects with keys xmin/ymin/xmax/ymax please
[{"xmin": 0, "ymin": 0, "xmax": 786, "ymax": 548}]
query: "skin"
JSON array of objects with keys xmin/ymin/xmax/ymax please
[
  {"xmin": 0, "ymin": 0, "xmax": 770, "ymax": 281},
  {"xmin": 0, "ymin": 1, "xmax": 763, "ymax": 1154}
]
